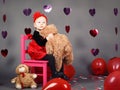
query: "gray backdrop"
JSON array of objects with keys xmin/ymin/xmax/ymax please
[{"xmin": 0, "ymin": 0, "xmax": 120, "ymax": 83}]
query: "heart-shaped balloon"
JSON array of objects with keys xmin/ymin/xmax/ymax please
[
  {"xmin": 65, "ymin": 25, "xmax": 70, "ymax": 33},
  {"xmin": 104, "ymin": 71, "xmax": 120, "ymax": 90},
  {"xmin": 23, "ymin": 8, "xmax": 32, "ymax": 16},
  {"xmin": 1, "ymin": 49, "xmax": 8, "ymax": 57},
  {"xmin": 3, "ymin": 14, "xmax": 6, "ymax": 22},
  {"xmin": 24, "ymin": 28, "xmax": 31, "ymax": 35},
  {"xmin": 91, "ymin": 48, "xmax": 99, "ymax": 56},
  {"xmin": 91, "ymin": 58, "xmax": 107, "ymax": 75},
  {"xmin": 64, "ymin": 64, "xmax": 75, "ymax": 80},
  {"xmin": 63, "ymin": 7, "xmax": 71, "ymax": 15},
  {"xmin": 42, "ymin": 78, "xmax": 71, "ymax": 90},
  {"xmin": 89, "ymin": 29, "xmax": 98, "ymax": 37},
  {"xmin": 43, "ymin": 4, "xmax": 52, "ymax": 13},
  {"xmin": 89, "ymin": 8, "xmax": 96, "ymax": 16},
  {"xmin": 114, "ymin": 8, "xmax": 118, "ymax": 16},
  {"xmin": 1, "ymin": 30, "xmax": 7, "ymax": 39}
]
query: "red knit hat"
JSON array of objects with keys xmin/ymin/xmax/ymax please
[{"xmin": 33, "ymin": 11, "xmax": 48, "ymax": 22}]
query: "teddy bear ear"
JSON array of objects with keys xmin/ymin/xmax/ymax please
[
  {"xmin": 15, "ymin": 64, "xmax": 22, "ymax": 74},
  {"xmin": 15, "ymin": 67, "xmax": 19, "ymax": 74}
]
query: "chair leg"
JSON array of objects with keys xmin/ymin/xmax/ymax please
[{"xmin": 43, "ymin": 64, "xmax": 47, "ymax": 86}]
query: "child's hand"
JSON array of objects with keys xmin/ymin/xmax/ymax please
[{"xmin": 46, "ymin": 33, "xmax": 54, "ymax": 40}]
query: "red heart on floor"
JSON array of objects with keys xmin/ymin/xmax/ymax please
[
  {"xmin": 24, "ymin": 28, "xmax": 31, "ymax": 35},
  {"xmin": 1, "ymin": 49, "xmax": 8, "ymax": 57},
  {"xmin": 89, "ymin": 29, "xmax": 98, "ymax": 37},
  {"xmin": 65, "ymin": 25, "xmax": 70, "ymax": 33}
]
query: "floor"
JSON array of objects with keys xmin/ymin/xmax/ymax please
[{"xmin": 0, "ymin": 74, "xmax": 105, "ymax": 90}]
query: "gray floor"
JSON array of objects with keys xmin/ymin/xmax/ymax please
[{"xmin": 0, "ymin": 75, "xmax": 105, "ymax": 90}]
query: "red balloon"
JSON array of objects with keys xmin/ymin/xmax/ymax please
[
  {"xmin": 91, "ymin": 58, "xmax": 107, "ymax": 75},
  {"xmin": 42, "ymin": 78, "xmax": 71, "ymax": 90},
  {"xmin": 64, "ymin": 64, "xmax": 75, "ymax": 80},
  {"xmin": 104, "ymin": 71, "xmax": 120, "ymax": 90},
  {"xmin": 107, "ymin": 57, "xmax": 120, "ymax": 73}
]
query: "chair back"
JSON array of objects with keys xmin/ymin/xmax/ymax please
[{"xmin": 21, "ymin": 35, "xmax": 28, "ymax": 63}]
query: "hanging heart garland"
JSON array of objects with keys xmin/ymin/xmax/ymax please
[
  {"xmin": 91, "ymin": 48, "xmax": 99, "ymax": 56},
  {"xmin": 89, "ymin": 29, "xmax": 98, "ymax": 37},
  {"xmin": 3, "ymin": 0, "xmax": 5, "ymax": 4},
  {"xmin": 3, "ymin": 14, "xmax": 6, "ymax": 23},
  {"xmin": 115, "ymin": 43, "xmax": 118, "ymax": 52},
  {"xmin": 23, "ymin": 8, "xmax": 32, "ymax": 16},
  {"xmin": 43, "ymin": 4, "xmax": 52, "ymax": 13},
  {"xmin": 89, "ymin": 8, "xmax": 96, "ymax": 16},
  {"xmin": 1, "ymin": 49, "xmax": 8, "ymax": 57},
  {"xmin": 63, "ymin": 7, "xmax": 71, "ymax": 15},
  {"xmin": 115, "ymin": 27, "xmax": 118, "ymax": 35},
  {"xmin": 1, "ymin": 30, "xmax": 7, "ymax": 39},
  {"xmin": 24, "ymin": 28, "xmax": 31, "ymax": 35},
  {"xmin": 65, "ymin": 25, "xmax": 70, "ymax": 33},
  {"xmin": 114, "ymin": 8, "xmax": 118, "ymax": 16}
]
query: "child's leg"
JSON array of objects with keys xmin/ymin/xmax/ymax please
[
  {"xmin": 42, "ymin": 54, "xmax": 58, "ymax": 78},
  {"xmin": 58, "ymin": 64, "xmax": 69, "ymax": 80}
]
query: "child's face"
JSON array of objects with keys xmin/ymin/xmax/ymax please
[{"xmin": 34, "ymin": 16, "xmax": 47, "ymax": 30}]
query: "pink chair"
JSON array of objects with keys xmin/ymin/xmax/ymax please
[{"xmin": 21, "ymin": 34, "xmax": 48, "ymax": 86}]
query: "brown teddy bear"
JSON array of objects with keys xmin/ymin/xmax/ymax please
[
  {"xmin": 11, "ymin": 64, "xmax": 37, "ymax": 89},
  {"xmin": 40, "ymin": 24, "xmax": 74, "ymax": 72}
]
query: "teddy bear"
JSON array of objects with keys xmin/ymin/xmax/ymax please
[
  {"xmin": 11, "ymin": 64, "xmax": 37, "ymax": 89},
  {"xmin": 40, "ymin": 24, "xmax": 74, "ymax": 72}
]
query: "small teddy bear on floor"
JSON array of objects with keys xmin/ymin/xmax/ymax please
[{"xmin": 11, "ymin": 64, "xmax": 37, "ymax": 89}]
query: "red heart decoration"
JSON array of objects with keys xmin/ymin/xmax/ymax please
[
  {"xmin": 115, "ymin": 27, "xmax": 118, "ymax": 35},
  {"xmin": 24, "ymin": 28, "xmax": 31, "ymax": 35},
  {"xmin": 91, "ymin": 48, "xmax": 99, "ymax": 56},
  {"xmin": 115, "ymin": 43, "xmax": 118, "ymax": 52},
  {"xmin": 1, "ymin": 49, "xmax": 8, "ymax": 57},
  {"xmin": 65, "ymin": 25, "xmax": 70, "ymax": 33},
  {"xmin": 23, "ymin": 8, "xmax": 32, "ymax": 16},
  {"xmin": 63, "ymin": 7, "xmax": 71, "ymax": 15},
  {"xmin": 114, "ymin": 8, "xmax": 118, "ymax": 16},
  {"xmin": 89, "ymin": 8, "xmax": 96, "ymax": 16},
  {"xmin": 3, "ymin": 0, "xmax": 5, "ymax": 4},
  {"xmin": 1, "ymin": 30, "xmax": 7, "ymax": 39},
  {"xmin": 3, "ymin": 14, "xmax": 6, "ymax": 23},
  {"xmin": 89, "ymin": 29, "xmax": 98, "ymax": 37}
]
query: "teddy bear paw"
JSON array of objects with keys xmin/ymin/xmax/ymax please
[
  {"xmin": 11, "ymin": 80, "xmax": 15, "ymax": 83},
  {"xmin": 16, "ymin": 84, "xmax": 22, "ymax": 89},
  {"xmin": 33, "ymin": 74, "xmax": 37, "ymax": 78},
  {"xmin": 31, "ymin": 85, "xmax": 37, "ymax": 89}
]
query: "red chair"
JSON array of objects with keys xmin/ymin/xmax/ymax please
[{"xmin": 21, "ymin": 34, "xmax": 48, "ymax": 86}]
